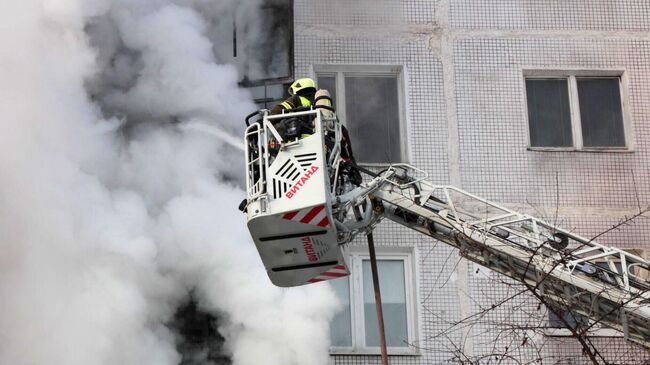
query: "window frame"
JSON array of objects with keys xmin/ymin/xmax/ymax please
[
  {"xmin": 312, "ymin": 65, "xmax": 410, "ymax": 165},
  {"xmin": 522, "ymin": 69, "xmax": 634, "ymax": 152},
  {"xmin": 329, "ymin": 247, "xmax": 420, "ymax": 356}
]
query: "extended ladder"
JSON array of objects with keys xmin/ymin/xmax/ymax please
[{"xmin": 337, "ymin": 165, "xmax": 650, "ymax": 349}]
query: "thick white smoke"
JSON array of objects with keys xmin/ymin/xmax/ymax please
[{"xmin": 0, "ymin": 1, "xmax": 339, "ymax": 364}]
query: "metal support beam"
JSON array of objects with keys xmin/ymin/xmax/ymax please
[{"xmin": 367, "ymin": 232, "xmax": 389, "ymax": 365}]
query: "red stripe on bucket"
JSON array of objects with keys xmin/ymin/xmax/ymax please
[
  {"xmin": 300, "ymin": 205, "xmax": 325, "ymax": 224},
  {"xmin": 316, "ymin": 216, "xmax": 330, "ymax": 227},
  {"xmin": 283, "ymin": 211, "xmax": 299, "ymax": 220},
  {"xmin": 322, "ymin": 271, "xmax": 349, "ymax": 278}
]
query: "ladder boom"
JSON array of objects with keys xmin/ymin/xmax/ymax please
[{"xmin": 357, "ymin": 165, "xmax": 650, "ymax": 349}]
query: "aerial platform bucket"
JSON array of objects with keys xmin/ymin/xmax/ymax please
[{"xmin": 244, "ymin": 109, "xmax": 349, "ymax": 287}]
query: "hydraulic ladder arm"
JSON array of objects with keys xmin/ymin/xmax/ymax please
[
  {"xmin": 242, "ymin": 108, "xmax": 650, "ymax": 349},
  {"xmin": 335, "ymin": 164, "xmax": 650, "ymax": 349}
]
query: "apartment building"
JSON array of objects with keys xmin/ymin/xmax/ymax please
[{"xmin": 238, "ymin": 1, "xmax": 650, "ymax": 363}]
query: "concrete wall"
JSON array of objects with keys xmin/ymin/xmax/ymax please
[{"xmin": 294, "ymin": 1, "xmax": 650, "ymax": 363}]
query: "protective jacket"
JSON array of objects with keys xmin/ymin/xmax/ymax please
[{"xmin": 270, "ymin": 92, "xmax": 315, "ymax": 115}]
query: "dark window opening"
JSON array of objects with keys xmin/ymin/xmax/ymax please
[
  {"xmin": 171, "ymin": 300, "xmax": 231, "ymax": 365},
  {"xmin": 316, "ymin": 72, "xmax": 403, "ymax": 164},
  {"xmin": 231, "ymin": 0, "xmax": 294, "ymax": 86},
  {"xmin": 225, "ymin": 0, "xmax": 294, "ymax": 110},
  {"xmin": 577, "ymin": 78, "xmax": 625, "ymax": 148},
  {"xmin": 548, "ymin": 307, "xmax": 586, "ymax": 330},
  {"xmin": 346, "ymin": 76, "xmax": 401, "ymax": 164},
  {"xmin": 526, "ymin": 79, "xmax": 573, "ymax": 148},
  {"xmin": 249, "ymin": 82, "xmax": 292, "ymax": 110}
]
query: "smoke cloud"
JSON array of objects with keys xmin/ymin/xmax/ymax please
[{"xmin": 0, "ymin": 1, "xmax": 338, "ymax": 364}]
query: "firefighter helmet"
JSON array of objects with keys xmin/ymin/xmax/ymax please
[{"xmin": 288, "ymin": 78, "xmax": 316, "ymax": 96}]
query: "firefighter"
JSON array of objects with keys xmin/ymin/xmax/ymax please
[
  {"xmin": 268, "ymin": 78, "xmax": 318, "ymax": 142},
  {"xmin": 271, "ymin": 78, "xmax": 362, "ymax": 185},
  {"xmin": 270, "ymin": 77, "xmax": 318, "ymax": 115}
]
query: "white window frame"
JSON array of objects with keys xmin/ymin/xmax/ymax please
[
  {"xmin": 544, "ymin": 248, "xmax": 645, "ymax": 337},
  {"xmin": 311, "ymin": 65, "xmax": 410, "ymax": 165},
  {"xmin": 522, "ymin": 69, "xmax": 634, "ymax": 152},
  {"xmin": 329, "ymin": 247, "xmax": 420, "ymax": 356}
]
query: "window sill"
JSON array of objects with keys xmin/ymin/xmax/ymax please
[
  {"xmin": 329, "ymin": 348, "xmax": 420, "ymax": 356},
  {"xmin": 527, "ymin": 147, "xmax": 633, "ymax": 153},
  {"xmin": 543, "ymin": 328, "xmax": 623, "ymax": 337}
]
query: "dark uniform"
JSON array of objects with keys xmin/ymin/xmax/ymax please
[
  {"xmin": 270, "ymin": 92, "xmax": 315, "ymax": 115},
  {"xmin": 268, "ymin": 90, "xmax": 316, "ymax": 142}
]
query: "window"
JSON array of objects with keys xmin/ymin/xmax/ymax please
[
  {"xmin": 213, "ymin": 0, "xmax": 293, "ymax": 85},
  {"xmin": 248, "ymin": 82, "xmax": 292, "ymax": 110},
  {"xmin": 315, "ymin": 66, "xmax": 407, "ymax": 164},
  {"xmin": 547, "ymin": 307, "xmax": 586, "ymax": 330},
  {"xmin": 524, "ymin": 71, "xmax": 630, "ymax": 150},
  {"xmin": 329, "ymin": 250, "xmax": 418, "ymax": 354},
  {"xmin": 545, "ymin": 303, "xmax": 623, "ymax": 338}
]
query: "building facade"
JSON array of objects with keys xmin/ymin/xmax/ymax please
[{"xmin": 287, "ymin": 1, "xmax": 650, "ymax": 364}]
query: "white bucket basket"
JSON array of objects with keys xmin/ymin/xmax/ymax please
[{"xmin": 244, "ymin": 109, "xmax": 349, "ymax": 287}]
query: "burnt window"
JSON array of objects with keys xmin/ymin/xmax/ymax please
[
  {"xmin": 208, "ymin": 0, "xmax": 293, "ymax": 109},
  {"xmin": 237, "ymin": 0, "xmax": 293, "ymax": 84}
]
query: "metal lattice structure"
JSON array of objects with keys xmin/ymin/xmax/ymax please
[{"xmin": 355, "ymin": 165, "xmax": 650, "ymax": 349}]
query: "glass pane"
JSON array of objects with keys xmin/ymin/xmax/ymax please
[
  {"xmin": 345, "ymin": 76, "xmax": 401, "ymax": 163},
  {"xmin": 594, "ymin": 261, "xmax": 624, "ymax": 284},
  {"xmin": 577, "ymin": 78, "xmax": 625, "ymax": 147},
  {"xmin": 317, "ymin": 76, "xmax": 337, "ymax": 107},
  {"xmin": 595, "ymin": 261, "xmax": 623, "ymax": 274},
  {"xmin": 362, "ymin": 260, "xmax": 408, "ymax": 347},
  {"xmin": 548, "ymin": 309, "xmax": 583, "ymax": 329},
  {"xmin": 526, "ymin": 79, "xmax": 573, "ymax": 147},
  {"xmin": 249, "ymin": 83, "xmax": 287, "ymax": 109},
  {"xmin": 329, "ymin": 277, "xmax": 352, "ymax": 347}
]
